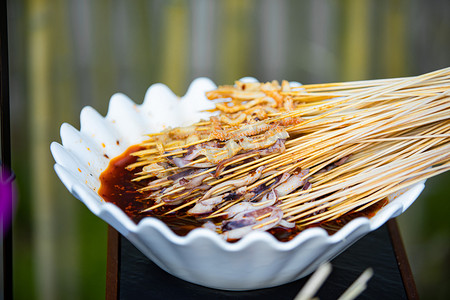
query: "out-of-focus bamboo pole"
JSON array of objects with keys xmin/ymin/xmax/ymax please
[
  {"xmin": 126, "ymin": 1, "xmax": 154, "ymax": 98},
  {"xmin": 91, "ymin": 0, "xmax": 116, "ymax": 114},
  {"xmin": 382, "ymin": 0, "xmax": 407, "ymax": 77},
  {"xmin": 160, "ymin": 0, "xmax": 188, "ymax": 95},
  {"xmin": 341, "ymin": 0, "xmax": 371, "ymax": 81},
  {"xmin": 28, "ymin": 0, "xmax": 55, "ymax": 299},
  {"xmin": 52, "ymin": 0, "xmax": 79, "ymax": 299},
  {"xmin": 260, "ymin": 0, "xmax": 288, "ymax": 80},
  {"xmin": 217, "ymin": 0, "xmax": 253, "ymax": 83},
  {"xmin": 191, "ymin": 0, "xmax": 216, "ymax": 79},
  {"xmin": 28, "ymin": 0, "xmax": 80, "ymax": 298}
]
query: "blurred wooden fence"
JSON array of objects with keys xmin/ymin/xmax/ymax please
[{"xmin": 6, "ymin": 0, "xmax": 450, "ymax": 299}]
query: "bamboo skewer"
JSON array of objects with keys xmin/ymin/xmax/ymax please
[
  {"xmin": 134, "ymin": 85, "xmax": 449, "ymax": 171},
  {"xmin": 298, "ymin": 163, "xmax": 450, "ymax": 226},
  {"xmin": 283, "ymin": 141, "xmax": 450, "ymax": 211},
  {"xmin": 112, "ymin": 68, "xmax": 450, "ymax": 240},
  {"xmin": 284, "ymin": 146, "xmax": 450, "ymax": 223}
]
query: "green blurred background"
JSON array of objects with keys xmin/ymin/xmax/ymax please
[{"xmin": 6, "ymin": 0, "xmax": 450, "ymax": 299}]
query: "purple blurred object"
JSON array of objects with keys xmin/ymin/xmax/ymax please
[{"xmin": 0, "ymin": 167, "xmax": 16, "ymax": 233}]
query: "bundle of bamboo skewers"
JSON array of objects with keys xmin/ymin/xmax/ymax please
[{"xmin": 126, "ymin": 67, "xmax": 450, "ymax": 241}]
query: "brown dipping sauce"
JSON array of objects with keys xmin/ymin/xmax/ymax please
[{"xmin": 99, "ymin": 146, "xmax": 388, "ymax": 242}]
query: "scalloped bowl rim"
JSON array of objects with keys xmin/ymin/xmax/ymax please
[{"xmin": 50, "ymin": 77, "xmax": 425, "ymax": 289}]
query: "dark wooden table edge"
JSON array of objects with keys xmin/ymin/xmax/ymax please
[
  {"xmin": 387, "ymin": 219, "xmax": 419, "ymax": 300},
  {"xmin": 105, "ymin": 219, "xmax": 419, "ymax": 300}
]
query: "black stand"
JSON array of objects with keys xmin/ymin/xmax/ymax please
[{"xmin": 106, "ymin": 220, "xmax": 418, "ymax": 299}]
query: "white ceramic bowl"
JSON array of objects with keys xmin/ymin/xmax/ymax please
[{"xmin": 50, "ymin": 78, "xmax": 424, "ymax": 291}]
